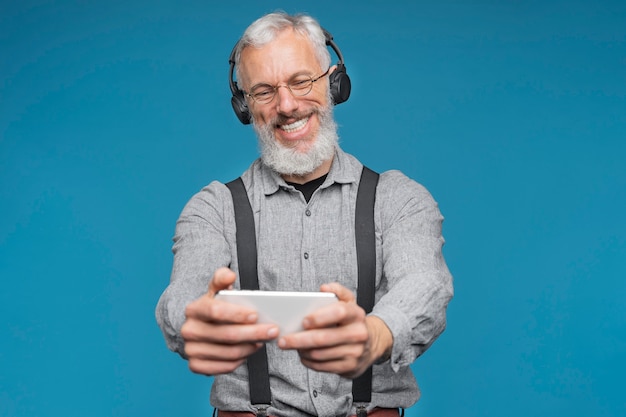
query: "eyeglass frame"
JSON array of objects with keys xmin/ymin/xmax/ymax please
[{"xmin": 243, "ymin": 68, "xmax": 331, "ymax": 104}]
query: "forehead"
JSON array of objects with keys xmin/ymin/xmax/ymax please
[{"xmin": 239, "ymin": 28, "xmax": 322, "ymax": 87}]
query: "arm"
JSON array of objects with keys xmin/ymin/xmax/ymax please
[
  {"xmin": 155, "ymin": 182, "xmax": 279, "ymax": 375},
  {"xmin": 372, "ymin": 171, "xmax": 454, "ymax": 370},
  {"xmin": 278, "ymin": 171, "xmax": 453, "ymax": 375}
]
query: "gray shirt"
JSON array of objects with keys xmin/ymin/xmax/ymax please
[{"xmin": 156, "ymin": 148, "xmax": 453, "ymax": 417}]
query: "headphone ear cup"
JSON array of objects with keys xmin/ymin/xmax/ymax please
[
  {"xmin": 329, "ymin": 64, "xmax": 351, "ymax": 104},
  {"xmin": 231, "ymin": 89, "xmax": 252, "ymax": 125}
]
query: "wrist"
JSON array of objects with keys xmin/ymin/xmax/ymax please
[{"xmin": 365, "ymin": 315, "xmax": 393, "ymax": 365}]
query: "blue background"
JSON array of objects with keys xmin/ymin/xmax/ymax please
[{"xmin": 1, "ymin": 1, "xmax": 625, "ymax": 416}]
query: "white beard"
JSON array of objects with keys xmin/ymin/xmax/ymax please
[{"xmin": 253, "ymin": 105, "xmax": 338, "ymax": 177}]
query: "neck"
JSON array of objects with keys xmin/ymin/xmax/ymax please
[{"xmin": 281, "ymin": 157, "xmax": 333, "ymax": 184}]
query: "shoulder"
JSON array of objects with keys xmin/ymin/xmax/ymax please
[
  {"xmin": 375, "ymin": 169, "xmax": 442, "ymax": 221},
  {"xmin": 181, "ymin": 161, "xmax": 261, "ymax": 219},
  {"xmin": 178, "ymin": 180, "xmax": 234, "ymax": 224},
  {"xmin": 377, "ymin": 170, "xmax": 435, "ymax": 203}
]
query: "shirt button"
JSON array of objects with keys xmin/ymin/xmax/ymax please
[
  {"xmin": 313, "ymin": 390, "xmax": 318, "ymax": 397},
  {"xmin": 305, "ymin": 209, "xmax": 311, "ymax": 216},
  {"xmin": 303, "ymin": 252, "xmax": 309, "ymax": 259}
]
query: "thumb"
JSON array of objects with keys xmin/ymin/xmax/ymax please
[
  {"xmin": 320, "ymin": 282, "xmax": 356, "ymax": 303},
  {"xmin": 208, "ymin": 267, "xmax": 237, "ymax": 297}
]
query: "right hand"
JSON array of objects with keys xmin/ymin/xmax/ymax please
[{"xmin": 181, "ymin": 267, "xmax": 279, "ymax": 375}]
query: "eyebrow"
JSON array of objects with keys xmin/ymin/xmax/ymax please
[{"xmin": 249, "ymin": 70, "xmax": 318, "ymax": 90}]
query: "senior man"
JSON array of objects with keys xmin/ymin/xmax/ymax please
[{"xmin": 156, "ymin": 11, "xmax": 453, "ymax": 417}]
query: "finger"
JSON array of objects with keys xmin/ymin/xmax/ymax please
[
  {"xmin": 298, "ymin": 356, "xmax": 367, "ymax": 379},
  {"xmin": 295, "ymin": 340, "xmax": 367, "ymax": 377},
  {"xmin": 279, "ymin": 322, "xmax": 367, "ymax": 350},
  {"xmin": 208, "ymin": 267, "xmax": 237, "ymax": 297},
  {"xmin": 320, "ymin": 282, "xmax": 356, "ymax": 303},
  {"xmin": 182, "ymin": 319, "xmax": 280, "ymax": 344},
  {"xmin": 187, "ymin": 356, "xmax": 246, "ymax": 376},
  {"xmin": 297, "ymin": 342, "xmax": 365, "ymax": 364},
  {"xmin": 303, "ymin": 300, "xmax": 366, "ymax": 329},
  {"xmin": 185, "ymin": 340, "xmax": 262, "ymax": 361},
  {"xmin": 185, "ymin": 296, "xmax": 258, "ymax": 324}
]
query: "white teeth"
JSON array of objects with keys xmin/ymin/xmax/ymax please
[{"xmin": 280, "ymin": 117, "xmax": 309, "ymax": 133}]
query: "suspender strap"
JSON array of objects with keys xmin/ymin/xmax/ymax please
[
  {"xmin": 225, "ymin": 178, "xmax": 271, "ymax": 406},
  {"xmin": 226, "ymin": 165, "xmax": 380, "ymax": 409},
  {"xmin": 226, "ymin": 178, "xmax": 259, "ymax": 290},
  {"xmin": 352, "ymin": 166, "xmax": 379, "ymax": 403}
]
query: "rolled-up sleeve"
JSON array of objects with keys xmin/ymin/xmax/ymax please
[
  {"xmin": 155, "ymin": 181, "xmax": 234, "ymax": 356},
  {"xmin": 371, "ymin": 171, "xmax": 454, "ymax": 371}
]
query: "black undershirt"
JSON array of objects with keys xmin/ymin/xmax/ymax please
[{"xmin": 286, "ymin": 174, "xmax": 328, "ymax": 203}]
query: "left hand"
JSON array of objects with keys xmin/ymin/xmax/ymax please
[{"xmin": 277, "ymin": 282, "xmax": 393, "ymax": 379}]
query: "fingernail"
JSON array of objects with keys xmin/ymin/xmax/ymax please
[{"xmin": 268, "ymin": 327, "xmax": 279, "ymax": 338}]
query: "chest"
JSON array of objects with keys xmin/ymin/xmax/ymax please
[{"xmin": 254, "ymin": 185, "xmax": 359, "ymax": 292}]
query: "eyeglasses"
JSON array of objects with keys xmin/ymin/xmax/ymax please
[{"xmin": 244, "ymin": 68, "xmax": 330, "ymax": 104}]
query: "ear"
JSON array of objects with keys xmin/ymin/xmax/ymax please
[{"xmin": 328, "ymin": 63, "xmax": 351, "ymax": 105}]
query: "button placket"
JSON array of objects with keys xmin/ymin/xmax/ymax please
[{"xmin": 303, "ymin": 207, "xmax": 312, "ymax": 260}]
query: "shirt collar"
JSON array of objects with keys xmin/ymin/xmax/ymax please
[{"xmin": 258, "ymin": 146, "xmax": 361, "ymax": 196}]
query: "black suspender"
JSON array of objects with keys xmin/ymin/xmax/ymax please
[
  {"xmin": 226, "ymin": 177, "xmax": 272, "ymax": 406},
  {"xmin": 225, "ymin": 166, "xmax": 380, "ymax": 413},
  {"xmin": 352, "ymin": 166, "xmax": 379, "ymax": 405}
]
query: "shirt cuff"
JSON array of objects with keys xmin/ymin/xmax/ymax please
[{"xmin": 370, "ymin": 306, "xmax": 414, "ymax": 372}]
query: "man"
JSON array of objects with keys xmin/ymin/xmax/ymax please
[{"xmin": 156, "ymin": 12, "xmax": 453, "ymax": 417}]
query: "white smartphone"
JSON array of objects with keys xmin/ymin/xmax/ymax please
[{"xmin": 215, "ymin": 290, "xmax": 338, "ymax": 335}]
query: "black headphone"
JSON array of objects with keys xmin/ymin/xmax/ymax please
[{"xmin": 228, "ymin": 29, "xmax": 351, "ymax": 125}]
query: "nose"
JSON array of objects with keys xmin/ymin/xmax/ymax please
[{"xmin": 275, "ymin": 85, "xmax": 299, "ymax": 115}]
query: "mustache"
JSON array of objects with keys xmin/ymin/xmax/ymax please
[
  {"xmin": 271, "ymin": 109, "xmax": 318, "ymax": 126},
  {"xmin": 255, "ymin": 106, "xmax": 325, "ymax": 127}
]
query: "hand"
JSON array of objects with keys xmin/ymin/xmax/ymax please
[
  {"xmin": 277, "ymin": 283, "xmax": 393, "ymax": 379},
  {"xmin": 180, "ymin": 267, "xmax": 279, "ymax": 375}
]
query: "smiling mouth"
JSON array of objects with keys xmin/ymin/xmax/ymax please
[{"xmin": 278, "ymin": 116, "xmax": 310, "ymax": 133}]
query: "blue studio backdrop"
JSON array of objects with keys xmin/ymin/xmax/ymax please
[{"xmin": 1, "ymin": 1, "xmax": 625, "ymax": 416}]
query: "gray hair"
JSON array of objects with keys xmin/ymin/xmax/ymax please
[{"xmin": 234, "ymin": 12, "xmax": 331, "ymax": 85}]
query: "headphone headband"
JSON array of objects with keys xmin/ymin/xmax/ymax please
[{"xmin": 228, "ymin": 28, "xmax": 351, "ymax": 125}]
